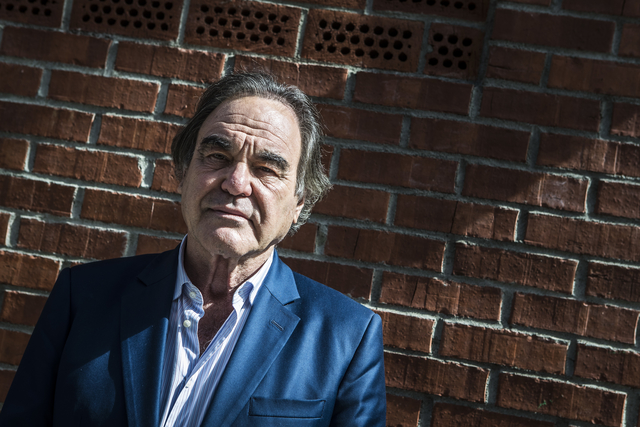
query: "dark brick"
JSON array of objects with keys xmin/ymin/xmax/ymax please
[
  {"xmin": 317, "ymin": 104, "xmax": 402, "ymax": 145},
  {"xmin": 432, "ymin": 403, "xmax": 554, "ymax": 427},
  {"xmin": 575, "ymin": 344, "xmax": 640, "ymax": 388},
  {"xmin": 0, "ymin": 0, "xmax": 63, "ymax": 27},
  {"xmin": 151, "ymin": 159, "xmax": 179, "ymax": 193},
  {"xmin": 164, "ymin": 84, "xmax": 205, "ymax": 117},
  {"xmin": 98, "ymin": 116, "xmax": 180, "ymax": 154},
  {"xmin": 0, "ymin": 291, "xmax": 47, "ymax": 326},
  {"xmin": 0, "ymin": 329, "xmax": 30, "ymax": 366},
  {"xmin": 373, "ymin": 0, "xmax": 489, "ymax": 21},
  {"xmin": 376, "ymin": 311, "xmax": 433, "ymax": 353},
  {"xmin": 0, "ymin": 175, "xmax": 75, "ymax": 217},
  {"xmin": 0, "ymin": 138, "xmax": 29, "ymax": 171},
  {"xmin": 611, "ymin": 102, "xmax": 640, "ymax": 139},
  {"xmin": 0, "ymin": 251, "xmax": 59, "ymax": 291},
  {"xmin": 136, "ymin": 235, "xmax": 181, "ymax": 255},
  {"xmin": 620, "ymin": 24, "xmax": 640, "ymax": 58},
  {"xmin": 563, "ymin": 0, "xmax": 640, "ymax": 17},
  {"xmin": 586, "ymin": 262, "xmax": 640, "ymax": 304},
  {"xmin": 596, "ymin": 181, "xmax": 640, "ymax": 219},
  {"xmin": 486, "ymin": 46, "xmax": 547, "ymax": 84},
  {"xmin": 424, "ymin": 24, "xmax": 484, "ymax": 80},
  {"xmin": 0, "ymin": 63, "xmax": 42, "ymax": 97},
  {"xmin": 278, "ymin": 223, "xmax": 316, "ymax": 252},
  {"xmin": 386, "ymin": 395, "xmax": 421, "ymax": 427},
  {"xmin": 314, "ymin": 185, "xmax": 389, "ymax": 223}
]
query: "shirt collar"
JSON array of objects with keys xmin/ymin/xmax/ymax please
[{"xmin": 174, "ymin": 235, "xmax": 273, "ymax": 305}]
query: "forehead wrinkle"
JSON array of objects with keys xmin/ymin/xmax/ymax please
[{"xmin": 216, "ymin": 110, "xmax": 297, "ymax": 147}]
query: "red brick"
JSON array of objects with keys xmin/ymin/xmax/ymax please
[
  {"xmin": 493, "ymin": 9, "xmax": 614, "ymax": 52},
  {"xmin": 185, "ymin": 1, "xmax": 301, "ymax": 57},
  {"xmin": 136, "ymin": 235, "xmax": 181, "ymax": 256},
  {"xmin": 81, "ymin": 189, "xmax": 187, "ymax": 234},
  {"xmin": 507, "ymin": 0, "xmax": 551, "ymax": 5},
  {"xmin": 440, "ymin": 323, "xmax": 567, "ymax": 374},
  {"xmin": 563, "ymin": 0, "xmax": 640, "ymax": 17},
  {"xmin": 33, "ymin": 145, "xmax": 142, "ymax": 187},
  {"xmin": 313, "ymin": 185, "xmax": 389, "ymax": 223},
  {"xmin": 575, "ymin": 344, "xmax": 640, "ymax": 388},
  {"xmin": 424, "ymin": 24, "xmax": 484, "ymax": 81},
  {"xmin": 537, "ymin": 133, "xmax": 640, "ymax": 178},
  {"xmin": 235, "ymin": 56, "xmax": 348, "ymax": 100},
  {"xmin": 0, "ymin": 138, "xmax": 29, "ymax": 171},
  {"xmin": 0, "ymin": 26, "xmax": 110, "ymax": 68},
  {"xmin": 277, "ymin": 223, "xmax": 316, "ymax": 252},
  {"xmin": 453, "ymin": 244, "xmax": 576, "ymax": 293},
  {"xmin": 373, "ymin": 0, "xmax": 489, "ymax": 22},
  {"xmin": 463, "ymin": 164, "xmax": 588, "ymax": 212},
  {"xmin": 525, "ymin": 214, "xmax": 640, "ymax": 262},
  {"xmin": 511, "ymin": 293, "xmax": 639, "ymax": 344},
  {"xmin": 0, "ymin": 0, "xmax": 64, "ymax": 27},
  {"xmin": 164, "ymin": 84, "xmax": 205, "ymax": 117},
  {"xmin": 297, "ymin": 0, "xmax": 365, "ymax": 9},
  {"xmin": 596, "ymin": 181, "xmax": 640, "ymax": 219},
  {"xmin": 395, "ymin": 195, "xmax": 518, "ymax": 241},
  {"xmin": 0, "ymin": 251, "xmax": 59, "ymax": 291},
  {"xmin": 385, "ymin": 353, "xmax": 487, "ymax": 402},
  {"xmin": 386, "ymin": 394, "xmax": 420, "ymax": 427},
  {"xmin": 0, "ymin": 329, "xmax": 30, "ymax": 366},
  {"xmin": 98, "ymin": 116, "xmax": 180, "ymax": 154},
  {"xmin": 432, "ymin": 402, "xmax": 554, "ymax": 427},
  {"xmin": 353, "ymin": 72, "xmax": 472, "ymax": 115},
  {"xmin": 586, "ymin": 262, "xmax": 640, "ymax": 304},
  {"xmin": 338, "ymin": 150, "xmax": 457, "ymax": 193},
  {"xmin": 0, "ymin": 175, "xmax": 75, "ymax": 217},
  {"xmin": 317, "ymin": 104, "xmax": 402, "ymax": 145},
  {"xmin": 151, "ymin": 159, "xmax": 179, "ymax": 193},
  {"xmin": 0, "ymin": 370, "xmax": 16, "ymax": 402},
  {"xmin": 380, "ymin": 272, "xmax": 501, "ymax": 321},
  {"xmin": 0, "ymin": 63, "xmax": 41, "ymax": 97},
  {"xmin": 410, "ymin": 117, "xmax": 529, "ymax": 162},
  {"xmin": 620, "ymin": 24, "xmax": 640, "ymax": 58},
  {"xmin": 376, "ymin": 311, "xmax": 433, "ymax": 353},
  {"xmin": 0, "ymin": 213, "xmax": 8, "ymax": 243},
  {"xmin": 115, "ymin": 42, "xmax": 224, "ymax": 83},
  {"xmin": 496, "ymin": 373, "xmax": 625, "ymax": 427},
  {"xmin": 325, "ymin": 226, "xmax": 444, "ymax": 271},
  {"xmin": 18, "ymin": 219, "xmax": 126, "ymax": 260},
  {"xmin": 486, "ymin": 46, "xmax": 546, "ymax": 84},
  {"xmin": 549, "ymin": 56, "xmax": 640, "ymax": 98},
  {"xmin": 611, "ymin": 102, "xmax": 640, "ymax": 139},
  {"xmin": 0, "ymin": 101, "xmax": 93, "ymax": 142},
  {"xmin": 0, "ymin": 291, "xmax": 47, "ymax": 326},
  {"xmin": 48, "ymin": 70, "xmax": 159, "ymax": 112},
  {"xmin": 480, "ymin": 87, "xmax": 600, "ymax": 131},
  {"xmin": 281, "ymin": 257, "xmax": 372, "ymax": 299}
]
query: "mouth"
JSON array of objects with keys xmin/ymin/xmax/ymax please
[{"xmin": 209, "ymin": 206, "xmax": 250, "ymax": 221}]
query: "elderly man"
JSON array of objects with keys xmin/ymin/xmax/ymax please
[{"xmin": 0, "ymin": 73, "xmax": 386, "ymax": 426}]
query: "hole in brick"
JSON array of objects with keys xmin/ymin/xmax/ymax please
[
  {"xmin": 370, "ymin": 50, "xmax": 378, "ymax": 58},
  {"xmin": 138, "ymin": 0, "xmax": 146, "ymax": 5},
  {"xmin": 394, "ymin": 40, "xmax": 402, "ymax": 49},
  {"xmin": 250, "ymin": 34, "xmax": 259, "ymax": 41},
  {"xmin": 121, "ymin": 19, "xmax": 130, "ymax": 26},
  {"xmin": 108, "ymin": 17, "xmax": 116, "ymax": 24},
  {"xmin": 94, "ymin": 15, "xmax": 102, "ymax": 22},
  {"xmin": 341, "ymin": 47, "xmax": 350, "ymax": 55},
  {"xmin": 336, "ymin": 33, "xmax": 345, "ymax": 42},
  {"xmin": 388, "ymin": 28, "xmax": 398, "ymax": 37},
  {"xmin": 209, "ymin": 28, "xmax": 218, "ymax": 36},
  {"xmin": 103, "ymin": 5, "xmax": 111, "ymax": 12},
  {"xmin": 223, "ymin": 30, "xmax": 232, "ymax": 38},
  {"xmin": 130, "ymin": 9, "xmax": 138, "ymax": 16},
  {"xmin": 346, "ymin": 23, "xmax": 355, "ymax": 31},
  {"xmin": 374, "ymin": 26, "xmax": 383, "ymax": 35},
  {"xmin": 323, "ymin": 32, "xmax": 331, "ymax": 41},
  {"xmin": 246, "ymin": 22, "xmax": 254, "ymax": 30},
  {"xmin": 44, "ymin": 7, "xmax": 51, "ymax": 14},
  {"xmin": 433, "ymin": 33, "xmax": 443, "ymax": 42},
  {"xmin": 319, "ymin": 19, "xmax": 327, "ymax": 28},
  {"xmin": 360, "ymin": 24, "xmax": 369, "ymax": 33},
  {"xmin": 241, "ymin": 8, "xmax": 249, "ymax": 16},
  {"xmin": 331, "ymin": 21, "xmax": 340, "ymax": 30},
  {"xmin": 441, "ymin": 0, "xmax": 449, "ymax": 5},
  {"xmin": 458, "ymin": 61, "xmax": 467, "ymax": 69},
  {"xmin": 82, "ymin": 13, "xmax": 90, "ymax": 21},
  {"xmin": 315, "ymin": 43, "xmax": 323, "ymax": 51},
  {"xmin": 116, "ymin": 7, "xmax": 123, "ymax": 14},
  {"xmin": 90, "ymin": 3, "xmax": 98, "ymax": 11},
  {"xmin": 443, "ymin": 59, "xmax": 452, "ymax": 67},
  {"xmin": 219, "ymin": 17, "xmax": 227, "ymax": 25},
  {"xmin": 384, "ymin": 52, "xmax": 392, "ymax": 60},
  {"xmin": 462, "ymin": 37, "xmax": 472, "ymax": 46},
  {"xmin": 468, "ymin": 2, "xmax": 475, "ymax": 10},
  {"xmin": 273, "ymin": 25, "xmax": 281, "ymax": 33},
  {"xmin": 427, "ymin": 0, "xmax": 435, "ymax": 4},
  {"xmin": 156, "ymin": 11, "xmax": 163, "ymax": 19},
  {"xmin": 453, "ymin": 48, "xmax": 462, "ymax": 57},
  {"xmin": 152, "ymin": 1, "xmax": 160, "ymax": 7},
  {"xmin": 280, "ymin": 15, "xmax": 288, "ymax": 23},
  {"xmin": 448, "ymin": 35, "xmax": 458, "ymax": 44},
  {"xmin": 264, "ymin": 35, "xmax": 272, "ymax": 44},
  {"xmin": 277, "ymin": 37, "xmax": 284, "ymax": 45},
  {"xmin": 364, "ymin": 37, "xmax": 373, "ymax": 46},
  {"xmin": 355, "ymin": 48, "xmax": 364, "ymax": 56},
  {"xmin": 428, "ymin": 57, "xmax": 438, "ymax": 65},
  {"xmin": 232, "ymin": 19, "xmax": 240, "ymax": 27},
  {"xmin": 228, "ymin": 7, "xmax": 236, "ymax": 14},
  {"xmin": 164, "ymin": 2, "xmax": 171, "ymax": 9},
  {"xmin": 204, "ymin": 16, "xmax": 213, "ymax": 24},
  {"xmin": 379, "ymin": 39, "xmax": 388, "ymax": 48},
  {"xmin": 255, "ymin": 11, "xmax": 263, "ymax": 18},
  {"xmin": 214, "ymin": 6, "xmax": 222, "ymax": 13},
  {"xmin": 403, "ymin": 30, "xmax": 412, "ymax": 39},
  {"xmin": 454, "ymin": 1, "xmax": 462, "ymax": 7},
  {"xmin": 328, "ymin": 45, "xmax": 336, "ymax": 53},
  {"xmin": 200, "ymin": 4, "xmax": 207, "ymax": 12},
  {"xmin": 134, "ymin": 20, "xmax": 142, "ymax": 27},
  {"xmin": 143, "ymin": 10, "xmax": 151, "ymax": 18},
  {"xmin": 161, "ymin": 22, "xmax": 168, "ymax": 30},
  {"xmin": 399, "ymin": 53, "xmax": 407, "ymax": 61},
  {"xmin": 351, "ymin": 35, "xmax": 359, "ymax": 44},
  {"xmin": 32, "ymin": 4, "xmax": 39, "ymax": 11},
  {"xmin": 268, "ymin": 13, "xmax": 276, "ymax": 20},
  {"xmin": 438, "ymin": 46, "xmax": 448, "ymax": 55},
  {"xmin": 147, "ymin": 22, "xmax": 154, "ymax": 29},
  {"xmin": 125, "ymin": 0, "xmax": 133, "ymax": 4},
  {"xmin": 259, "ymin": 23, "xmax": 267, "ymax": 31}
]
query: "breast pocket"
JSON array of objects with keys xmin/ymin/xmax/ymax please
[{"xmin": 248, "ymin": 397, "xmax": 325, "ymax": 419}]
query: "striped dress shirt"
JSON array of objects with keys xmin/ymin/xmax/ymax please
[{"xmin": 159, "ymin": 237, "xmax": 272, "ymax": 427}]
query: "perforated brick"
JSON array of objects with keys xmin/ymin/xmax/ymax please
[
  {"xmin": 185, "ymin": 1, "xmax": 301, "ymax": 57},
  {"xmin": 0, "ymin": 0, "xmax": 64, "ymax": 27},
  {"xmin": 70, "ymin": 0, "xmax": 182, "ymax": 41},
  {"xmin": 424, "ymin": 24, "xmax": 483, "ymax": 80},
  {"xmin": 373, "ymin": 0, "xmax": 489, "ymax": 22},
  {"xmin": 302, "ymin": 9, "xmax": 423, "ymax": 72}
]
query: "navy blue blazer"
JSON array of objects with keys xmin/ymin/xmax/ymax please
[{"xmin": 0, "ymin": 247, "xmax": 386, "ymax": 426}]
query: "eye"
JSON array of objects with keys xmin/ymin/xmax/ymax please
[
  {"xmin": 258, "ymin": 166, "xmax": 276, "ymax": 174},
  {"xmin": 209, "ymin": 153, "xmax": 228, "ymax": 161}
]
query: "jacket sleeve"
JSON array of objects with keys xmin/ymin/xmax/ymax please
[
  {"xmin": 329, "ymin": 313, "xmax": 386, "ymax": 426},
  {"xmin": 0, "ymin": 268, "xmax": 73, "ymax": 426}
]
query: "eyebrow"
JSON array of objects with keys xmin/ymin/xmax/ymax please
[{"xmin": 198, "ymin": 135, "xmax": 290, "ymax": 173}]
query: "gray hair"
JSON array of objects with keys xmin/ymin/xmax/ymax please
[{"xmin": 171, "ymin": 72, "xmax": 332, "ymax": 234}]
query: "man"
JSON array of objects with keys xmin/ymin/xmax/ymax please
[{"xmin": 0, "ymin": 72, "xmax": 386, "ymax": 426}]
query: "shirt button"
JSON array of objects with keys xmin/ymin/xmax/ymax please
[
  {"xmin": 183, "ymin": 319, "xmax": 191, "ymax": 328},
  {"xmin": 189, "ymin": 291, "xmax": 197, "ymax": 299}
]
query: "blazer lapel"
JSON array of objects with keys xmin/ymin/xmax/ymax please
[
  {"xmin": 120, "ymin": 247, "xmax": 179, "ymax": 427},
  {"xmin": 201, "ymin": 252, "xmax": 301, "ymax": 427}
]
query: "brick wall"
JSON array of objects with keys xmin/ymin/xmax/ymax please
[{"xmin": 1, "ymin": 0, "xmax": 640, "ymax": 425}]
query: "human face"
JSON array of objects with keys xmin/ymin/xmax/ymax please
[{"xmin": 179, "ymin": 96, "xmax": 304, "ymax": 262}]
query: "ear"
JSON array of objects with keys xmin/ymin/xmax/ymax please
[{"xmin": 292, "ymin": 197, "xmax": 305, "ymax": 224}]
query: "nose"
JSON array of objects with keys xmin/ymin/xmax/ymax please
[{"xmin": 221, "ymin": 162, "xmax": 252, "ymax": 197}]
